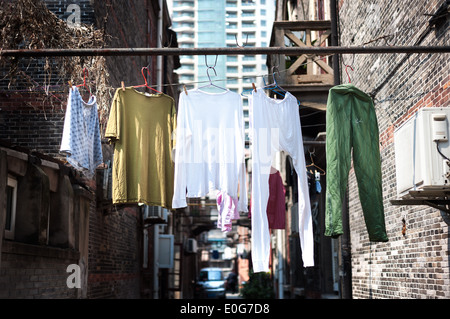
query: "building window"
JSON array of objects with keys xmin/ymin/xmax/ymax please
[
  {"xmin": 5, "ymin": 175, "xmax": 17, "ymax": 240},
  {"xmin": 227, "ymin": 55, "xmax": 238, "ymax": 62},
  {"xmin": 242, "ymin": 0, "xmax": 255, "ymax": 6},
  {"xmin": 242, "ymin": 10, "xmax": 255, "ymax": 17},
  {"xmin": 179, "ymin": 64, "xmax": 194, "ymax": 71},
  {"xmin": 243, "ymin": 76, "xmax": 256, "ymax": 83},
  {"xmin": 243, "ymin": 65, "xmax": 256, "ymax": 73},
  {"xmin": 180, "ymin": 74, "xmax": 194, "ymax": 82},
  {"xmin": 243, "ymin": 32, "xmax": 255, "ymax": 39},
  {"xmin": 227, "ymin": 66, "xmax": 238, "ymax": 73}
]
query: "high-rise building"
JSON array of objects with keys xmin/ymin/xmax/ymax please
[{"xmin": 170, "ymin": 0, "xmax": 275, "ymax": 143}]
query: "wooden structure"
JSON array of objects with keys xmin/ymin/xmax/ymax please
[{"xmin": 269, "ymin": 20, "xmax": 334, "ymax": 112}]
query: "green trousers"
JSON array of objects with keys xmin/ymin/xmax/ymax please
[{"xmin": 325, "ymin": 84, "xmax": 388, "ymax": 242}]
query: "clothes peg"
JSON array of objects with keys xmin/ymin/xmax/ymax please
[
  {"xmin": 183, "ymin": 85, "xmax": 188, "ymax": 95},
  {"xmin": 68, "ymin": 80, "xmax": 73, "ymax": 91},
  {"xmin": 252, "ymin": 83, "xmax": 257, "ymax": 92},
  {"xmin": 121, "ymin": 81, "xmax": 125, "ymax": 91}
]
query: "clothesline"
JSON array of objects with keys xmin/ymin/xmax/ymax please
[
  {"xmin": 1, "ymin": 45, "xmax": 449, "ymax": 58},
  {"xmin": 0, "ymin": 54, "xmax": 329, "ymax": 95}
]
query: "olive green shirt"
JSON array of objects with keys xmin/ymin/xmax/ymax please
[{"xmin": 105, "ymin": 88, "xmax": 176, "ymax": 209}]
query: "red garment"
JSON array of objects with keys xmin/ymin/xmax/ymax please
[{"xmin": 266, "ymin": 170, "xmax": 286, "ymax": 229}]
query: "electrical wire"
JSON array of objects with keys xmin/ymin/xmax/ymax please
[{"xmin": 435, "ymin": 141, "xmax": 450, "ymax": 162}]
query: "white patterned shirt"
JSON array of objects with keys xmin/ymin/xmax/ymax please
[{"xmin": 60, "ymin": 86, "xmax": 103, "ymax": 175}]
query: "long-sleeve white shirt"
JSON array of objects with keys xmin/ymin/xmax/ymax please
[
  {"xmin": 172, "ymin": 89, "xmax": 248, "ymax": 214},
  {"xmin": 250, "ymin": 89, "xmax": 314, "ymax": 272}
]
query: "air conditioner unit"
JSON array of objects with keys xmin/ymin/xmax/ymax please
[
  {"xmin": 146, "ymin": 206, "xmax": 162, "ymax": 218},
  {"xmin": 143, "ymin": 206, "xmax": 168, "ymax": 225},
  {"xmin": 394, "ymin": 107, "xmax": 450, "ymax": 197},
  {"xmin": 185, "ymin": 238, "xmax": 198, "ymax": 254}
]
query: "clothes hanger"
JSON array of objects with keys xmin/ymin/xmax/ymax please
[
  {"xmin": 345, "ymin": 65, "xmax": 353, "ymax": 83},
  {"xmin": 240, "ymin": 68, "xmax": 284, "ymax": 97},
  {"xmin": 197, "ymin": 55, "xmax": 228, "ymax": 92},
  {"xmin": 133, "ymin": 67, "xmax": 163, "ymax": 94},
  {"xmin": 73, "ymin": 68, "xmax": 93, "ymax": 97},
  {"xmin": 264, "ymin": 67, "xmax": 301, "ymax": 106},
  {"xmin": 306, "ymin": 150, "xmax": 326, "ymax": 176},
  {"xmin": 343, "ymin": 53, "xmax": 355, "ymax": 83},
  {"xmin": 262, "ymin": 67, "xmax": 287, "ymax": 98},
  {"xmin": 240, "ymin": 82, "xmax": 257, "ymax": 96}
]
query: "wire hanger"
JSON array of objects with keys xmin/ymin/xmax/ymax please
[
  {"xmin": 345, "ymin": 65, "xmax": 354, "ymax": 83},
  {"xmin": 133, "ymin": 67, "xmax": 163, "ymax": 94},
  {"xmin": 235, "ymin": 34, "xmax": 249, "ymax": 48},
  {"xmin": 262, "ymin": 66, "xmax": 287, "ymax": 98},
  {"xmin": 240, "ymin": 66, "xmax": 300, "ymax": 105},
  {"xmin": 197, "ymin": 55, "xmax": 228, "ymax": 92},
  {"xmin": 306, "ymin": 149, "xmax": 326, "ymax": 175},
  {"xmin": 264, "ymin": 66, "xmax": 301, "ymax": 106},
  {"xmin": 342, "ymin": 54, "xmax": 355, "ymax": 83},
  {"xmin": 73, "ymin": 67, "xmax": 92, "ymax": 97}
]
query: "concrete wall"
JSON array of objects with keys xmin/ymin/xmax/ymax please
[
  {"xmin": 0, "ymin": 146, "xmax": 90, "ymax": 298},
  {"xmin": 338, "ymin": 0, "xmax": 450, "ymax": 298}
]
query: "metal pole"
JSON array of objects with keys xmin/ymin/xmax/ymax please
[
  {"xmin": 1, "ymin": 46, "xmax": 449, "ymax": 57},
  {"xmin": 330, "ymin": 0, "xmax": 340, "ymax": 86}
]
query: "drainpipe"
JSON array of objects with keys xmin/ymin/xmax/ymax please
[
  {"xmin": 154, "ymin": 223, "xmax": 160, "ymax": 299},
  {"xmin": 330, "ymin": 0, "xmax": 352, "ymax": 299},
  {"xmin": 154, "ymin": 0, "xmax": 163, "ymax": 298},
  {"xmin": 277, "ymin": 229, "xmax": 284, "ymax": 299},
  {"xmin": 157, "ymin": 0, "xmax": 163, "ymax": 92}
]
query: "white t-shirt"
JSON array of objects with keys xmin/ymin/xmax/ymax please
[{"xmin": 172, "ymin": 89, "xmax": 248, "ymax": 214}]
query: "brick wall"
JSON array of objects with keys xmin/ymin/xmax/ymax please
[
  {"xmin": 0, "ymin": 241, "xmax": 80, "ymax": 298},
  {"xmin": 44, "ymin": 0, "xmax": 95, "ymax": 24},
  {"xmin": 87, "ymin": 205, "xmax": 143, "ymax": 298},
  {"xmin": 338, "ymin": 0, "xmax": 450, "ymax": 298},
  {"xmin": 92, "ymin": 0, "xmax": 159, "ymax": 88},
  {"xmin": 0, "ymin": 93, "xmax": 66, "ymax": 158},
  {"xmin": 1, "ymin": 0, "xmax": 177, "ymax": 299}
]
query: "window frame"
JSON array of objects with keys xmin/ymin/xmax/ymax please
[{"xmin": 4, "ymin": 175, "xmax": 17, "ymax": 240}]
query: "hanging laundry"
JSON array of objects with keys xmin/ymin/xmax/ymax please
[
  {"xmin": 315, "ymin": 171, "xmax": 322, "ymax": 194},
  {"xmin": 172, "ymin": 88, "xmax": 248, "ymax": 224},
  {"xmin": 60, "ymin": 86, "xmax": 103, "ymax": 177},
  {"xmin": 266, "ymin": 168, "xmax": 286, "ymax": 230},
  {"xmin": 216, "ymin": 191, "xmax": 239, "ymax": 232},
  {"xmin": 250, "ymin": 89, "xmax": 314, "ymax": 272},
  {"xmin": 105, "ymin": 88, "xmax": 176, "ymax": 209},
  {"xmin": 247, "ymin": 168, "xmax": 286, "ymax": 229},
  {"xmin": 325, "ymin": 83, "xmax": 388, "ymax": 242}
]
